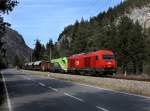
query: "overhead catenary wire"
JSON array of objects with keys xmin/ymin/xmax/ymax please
[{"xmin": 77, "ymin": 0, "xmax": 101, "ymax": 21}]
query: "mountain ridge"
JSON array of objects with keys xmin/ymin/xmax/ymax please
[{"xmin": 2, "ymin": 27, "xmax": 32, "ymax": 65}]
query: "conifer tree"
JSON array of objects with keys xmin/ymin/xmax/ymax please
[
  {"xmin": 0, "ymin": 0, "xmax": 18, "ymax": 68},
  {"xmin": 32, "ymin": 39, "xmax": 45, "ymax": 61}
]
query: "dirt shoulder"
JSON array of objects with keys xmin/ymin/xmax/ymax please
[{"xmin": 23, "ymin": 70, "xmax": 150, "ymax": 97}]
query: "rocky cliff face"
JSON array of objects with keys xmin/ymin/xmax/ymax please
[
  {"xmin": 127, "ymin": 6, "xmax": 150, "ymax": 28},
  {"xmin": 2, "ymin": 28, "xmax": 32, "ymax": 65}
]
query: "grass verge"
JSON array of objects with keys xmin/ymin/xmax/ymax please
[{"xmin": 23, "ymin": 70, "xmax": 150, "ymax": 97}]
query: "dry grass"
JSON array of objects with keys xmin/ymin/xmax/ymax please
[
  {"xmin": 23, "ymin": 70, "xmax": 150, "ymax": 97},
  {"xmin": 114, "ymin": 73, "xmax": 150, "ymax": 81}
]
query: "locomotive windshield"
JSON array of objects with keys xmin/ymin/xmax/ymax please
[{"xmin": 103, "ymin": 54, "xmax": 115, "ymax": 60}]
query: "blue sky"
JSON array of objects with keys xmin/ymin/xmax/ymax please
[{"xmin": 4, "ymin": 0, "xmax": 123, "ymax": 48}]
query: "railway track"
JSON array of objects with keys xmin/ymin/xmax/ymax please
[
  {"xmin": 78, "ymin": 73, "xmax": 150, "ymax": 82},
  {"xmin": 100, "ymin": 75, "xmax": 150, "ymax": 82}
]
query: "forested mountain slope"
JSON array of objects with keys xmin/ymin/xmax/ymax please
[{"xmin": 57, "ymin": 0, "xmax": 150, "ymax": 74}]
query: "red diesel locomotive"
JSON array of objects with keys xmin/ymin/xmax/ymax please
[{"xmin": 68, "ymin": 50, "xmax": 117, "ymax": 75}]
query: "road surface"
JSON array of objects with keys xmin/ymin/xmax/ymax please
[{"xmin": 1, "ymin": 69, "xmax": 150, "ymax": 111}]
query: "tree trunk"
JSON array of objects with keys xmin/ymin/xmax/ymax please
[
  {"xmin": 138, "ymin": 61, "xmax": 143, "ymax": 74},
  {"xmin": 133, "ymin": 61, "xmax": 137, "ymax": 74}
]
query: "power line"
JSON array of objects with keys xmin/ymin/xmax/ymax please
[
  {"xmin": 83, "ymin": 0, "xmax": 99, "ymax": 15},
  {"xmin": 77, "ymin": 0, "xmax": 100, "ymax": 20}
]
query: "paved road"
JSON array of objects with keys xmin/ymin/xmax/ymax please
[{"xmin": 1, "ymin": 69, "xmax": 150, "ymax": 111}]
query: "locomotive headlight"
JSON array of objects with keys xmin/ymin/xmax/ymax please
[
  {"xmin": 75, "ymin": 61, "xmax": 79, "ymax": 65},
  {"xmin": 107, "ymin": 62, "xmax": 112, "ymax": 65}
]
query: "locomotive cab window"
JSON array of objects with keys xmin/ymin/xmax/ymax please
[
  {"xmin": 96, "ymin": 55, "xmax": 99, "ymax": 60},
  {"xmin": 103, "ymin": 54, "xmax": 114, "ymax": 60}
]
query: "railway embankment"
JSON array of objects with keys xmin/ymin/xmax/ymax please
[{"xmin": 23, "ymin": 70, "xmax": 150, "ymax": 97}]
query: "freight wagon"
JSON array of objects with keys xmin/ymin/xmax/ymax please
[
  {"xmin": 51, "ymin": 57, "xmax": 68, "ymax": 73},
  {"xmin": 26, "ymin": 62, "xmax": 34, "ymax": 70},
  {"xmin": 24, "ymin": 61, "xmax": 51, "ymax": 71},
  {"xmin": 33, "ymin": 61, "xmax": 51, "ymax": 71}
]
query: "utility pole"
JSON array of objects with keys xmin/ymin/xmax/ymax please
[
  {"xmin": 141, "ymin": 10, "xmax": 150, "ymax": 74},
  {"xmin": 49, "ymin": 43, "xmax": 51, "ymax": 62},
  {"xmin": 31, "ymin": 51, "xmax": 32, "ymax": 62},
  {"xmin": 31, "ymin": 42, "xmax": 36, "ymax": 62},
  {"xmin": 143, "ymin": 10, "xmax": 150, "ymax": 33}
]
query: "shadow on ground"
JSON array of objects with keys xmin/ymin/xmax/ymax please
[
  {"xmin": 0, "ymin": 72, "xmax": 5, "ymax": 110},
  {"xmin": 13, "ymin": 90, "xmax": 150, "ymax": 111},
  {"xmin": 3, "ymin": 73, "xmax": 74, "ymax": 98}
]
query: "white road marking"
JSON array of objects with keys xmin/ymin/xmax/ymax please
[
  {"xmin": 48, "ymin": 86, "xmax": 58, "ymax": 92},
  {"xmin": 51, "ymin": 88, "xmax": 58, "ymax": 92},
  {"xmin": 22, "ymin": 75, "xmax": 31, "ymax": 80},
  {"xmin": 49, "ymin": 77, "xmax": 57, "ymax": 80},
  {"xmin": 26, "ymin": 78, "xmax": 31, "ymax": 80},
  {"xmin": 22, "ymin": 74, "xmax": 59, "ymax": 92},
  {"xmin": 64, "ymin": 92, "xmax": 84, "ymax": 102},
  {"xmin": 1, "ymin": 72, "xmax": 12, "ymax": 111},
  {"xmin": 96, "ymin": 106, "xmax": 109, "ymax": 111},
  {"xmin": 26, "ymin": 77, "xmax": 31, "ymax": 80},
  {"xmin": 39, "ymin": 83, "xmax": 46, "ymax": 87},
  {"xmin": 78, "ymin": 83, "xmax": 150, "ymax": 99}
]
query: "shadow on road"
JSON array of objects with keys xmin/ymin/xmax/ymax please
[
  {"xmin": 3, "ymin": 72, "xmax": 74, "ymax": 98},
  {"xmin": 13, "ymin": 90, "xmax": 150, "ymax": 111},
  {"xmin": 0, "ymin": 72, "xmax": 5, "ymax": 110},
  {"xmin": 72, "ymin": 91, "xmax": 150, "ymax": 111},
  {"xmin": 13, "ymin": 92, "xmax": 97, "ymax": 111}
]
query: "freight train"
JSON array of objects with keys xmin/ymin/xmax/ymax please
[{"xmin": 23, "ymin": 50, "xmax": 117, "ymax": 75}]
